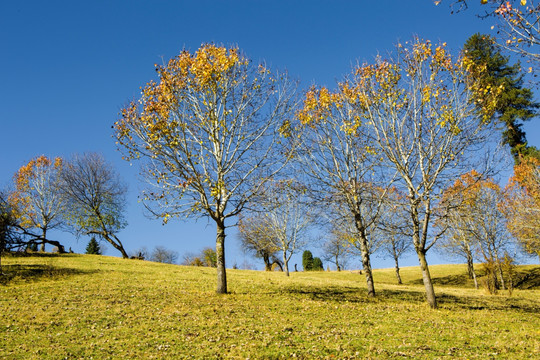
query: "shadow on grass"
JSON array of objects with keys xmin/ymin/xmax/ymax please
[
  {"xmin": 282, "ymin": 285, "xmax": 427, "ymax": 304},
  {"xmin": 408, "ymin": 266, "xmax": 540, "ymax": 290},
  {"xmin": 2, "ymin": 251, "xmax": 79, "ymax": 258},
  {"xmin": 410, "ymin": 273, "xmax": 473, "ymax": 287},
  {"xmin": 281, "ymin": 284, "xmax": 540, "ymax": 313},
  {"xmin": 0, "ymin": 264, "xmax": 99, "ymax": 285},
  {"xmin": 514, "ymin": 267, "xmax": 540, "ymax": 289}
]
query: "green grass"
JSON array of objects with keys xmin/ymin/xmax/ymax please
[{"xmin": 1, "ymin": 254, "xmax": 539, "ymax": 359}]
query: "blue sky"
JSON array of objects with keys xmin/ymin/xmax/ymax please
[{"xmin": 0, "ymin": 1, "xmax": 537, "ymax": 269}]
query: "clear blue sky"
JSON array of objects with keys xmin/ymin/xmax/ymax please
[{"xmin": 1, "ymin": 1, "xmax": 537, "ymax": 269}]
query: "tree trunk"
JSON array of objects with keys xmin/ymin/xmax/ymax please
[
  {"xmin": 466, "ymin": 250, "xmax": 475, "ymax": 280},
  {"xmin": 40, "ymin": 228, "xmax": 46, "ymax": 252},
  {"xmin": 104, "ymin": 234, "xmax": 129, "ymax": 259},
  {"xmin": 335, "ymin": 254, "xmax": 341, "ymax": 272},
  {"xmin": 394, "ymin": 256, "xmax": 402, "ymax": 285},
  {"xmin": 272, "ymin": 259, "xmax": 284, "ymax": 272},
  {"xmin": 471, "ymin": 263, "xmax": 478, "ymax": 290},
  {"xmin": 354, "ymin": 218, "xmax": 375, "ymax": 296},
  {"xmin": 497, "ymin": 262, "xmax": 506, "ymax": 291},
  {"xmin": 262, "ymin": 253, "xmax": 272, "ymax": 271},
  {"xmin": 47, "ymin": 240, "xmax": 66, "ymax": 254},
  {"xmin": 283, "ymin": 251, "xmax": 290, "ymax": 277},
  {"xmin": 216, "ymin": 219, "xmax": 227, "ymax": 294},
  {"xmin": 417, "ymin": 249, "xmax": 437, "ymax": 309}
]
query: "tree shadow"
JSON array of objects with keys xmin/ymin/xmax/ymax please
[
  {"xmin": 281, "ymin": 285, "xmax": 373, "ymax": 304},
  {"xmin": 3, "ymin": 251, "xmax": 71, "ymax": 258},
  {"xmin": 514, "ymin": 267, "xmax": 540, "ymax": 289},
  {"xmin": 0, "ymin": 264, "xmax": 99, "ymax": 285},
  {"xmin": 280, "ymin": 284, "xmax": 540, "ymax": 313},
  {"xmin": 410, "ymin": 273, "xmax": 473, "ymax": 287}
]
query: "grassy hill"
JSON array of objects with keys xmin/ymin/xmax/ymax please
[{"xmin": 1, "ymin": 254, "xmax": 539, "ymax": 359}]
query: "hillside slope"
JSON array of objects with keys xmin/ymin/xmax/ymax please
[{"xmin": 1, "ymin": 254, "xmax": 539, "ymax": 359}]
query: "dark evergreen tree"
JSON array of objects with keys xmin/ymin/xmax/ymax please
[
  {"xmin": 302, "ymin": 250, "xmax": 313, "ymax": 271},
  {"xmin": 312, "ymin": 257, "xmax": 324, "ymax": 271},
  {"xmin": 464, "ymin": 33, "xmax": 540, "ymax": 162},
  {"xmin": 85, "ymin": 237, "xmax": 102, "ymax": 255}
]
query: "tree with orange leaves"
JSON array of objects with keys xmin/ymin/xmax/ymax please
[
  {"xmin": 9, "ymin": 156, "xmax": 66, "ymax": 253},
  {"xmin": 437, "ymin": 170, "xmax": 512, "ymax": 290},
  {"xmin": 502, "ymin": 157, "xmax": 540, "ymax": 262},
  {"xmin": 115, "ymin": 44, "xmax": 297, "ymax": 293}
]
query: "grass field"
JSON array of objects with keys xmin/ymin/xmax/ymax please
[{"xmin": 1, "ymin": 254, "xmax": 539, "ymax": 359}]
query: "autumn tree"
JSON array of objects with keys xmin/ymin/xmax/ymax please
[
  {"xmin": 182, "ymin": 247, "xmax": 217, "ymax": 267},
  {"xmin": 464, "ymin": 33, "xmax": 539, "ymax": 161},
  {"xmin": 8, "ymin": 156, "xmax": 67, "ymax": 253},
  {"xmin": 436, "ymin": 171, "xmax": 508, "ymax": 289},
  {"xmin": 350, "ymin": 39, "xmax": 501, "ymax": 308},
  {"xmin": 297, "ymin": 84, "xmax": 393, "ymax": 297},
  {"xmin": 61, "ymin": 153, "xmax": 129, "ymax": 258},
  {"xmin": 238, "ymin": 215, "xmax": 283, "ymax": 271},
  {"xmin": 502, "ymin": 157, "xmax": 540, "ymax": 261},
  {"xmin": 115, "ymin": 44, "xmax": 297, "ymax": 293},
  {"xmin": 0, "ymin": 191, "xmax": 24, "ymax": 273}
]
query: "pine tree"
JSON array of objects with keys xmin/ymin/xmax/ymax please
[
  {"xmin": 302, "ymin": 250, "xmax": 313, "ymax": 271},
  {"xmin": 85, "ymin": 237, "xmax": 101, "ymax": 255},
  {"xmin": 312, "ymin": 257, "xmax": 324, "ymax": 271},
  {"xmin": 464, "ymin": 33, "xmax": 540, "ymax": 162}
]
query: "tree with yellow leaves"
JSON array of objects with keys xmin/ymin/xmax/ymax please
[
  {"xmin": 350, "ymin": 38, "xmax": 501, "ymax": 308},
  {"xmin": 297, "ymin": 84, "xmax": 393, "ymax": 297},
  {"xmin": 115, "ymin": 44, "xmax": 297, "ymax": 293}
]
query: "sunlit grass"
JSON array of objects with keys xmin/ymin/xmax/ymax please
[{"xmin": 1, "ymin": 254, "xmax": 539, "ymax": 359}]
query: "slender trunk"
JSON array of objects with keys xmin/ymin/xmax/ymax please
[
  {"xmin": 417, "ymin": 249, "xmax": 437, "ymax": 308},
  {"xmin": 394, "ymin": 255, "xmax": 402, "ymax": 285},
  {"xmin": 354, "ymin": 214, "xmax": 375, "ymax": 297},
  {"xmin": 104, "ymin": 234, "xmax": 129, "ymax": 259},
  {"xmin": 360, "ymin": 233, "xmax": 375, "ymax": 297},
  {"xmin": 471, "ymin": 262, "xmax": 478, "ymax": 290},
  {"xmin": 283, "ymin": 251, "xmax": 289, "ymax": 277},
  {"xmin": 216, "ymin": 219, "xmax": 227, "ymax": 294},
  {"xmin": 335, "ymin": 254, "xmax": 341, "ymax": 272},
  {"xmin": 497, "ymin": 262, "xmax": 506, "ymax": 291},
  {"xmin": 40, "ymin": 228, "xmax": 46, "ymax": 252},
  {"xmin": 263, "ymin": 253, "xmax": 271, "ymax": 271},
  {"xmin": 466, "ymin": 250, "xmax": 475, "ymax": 280}
]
